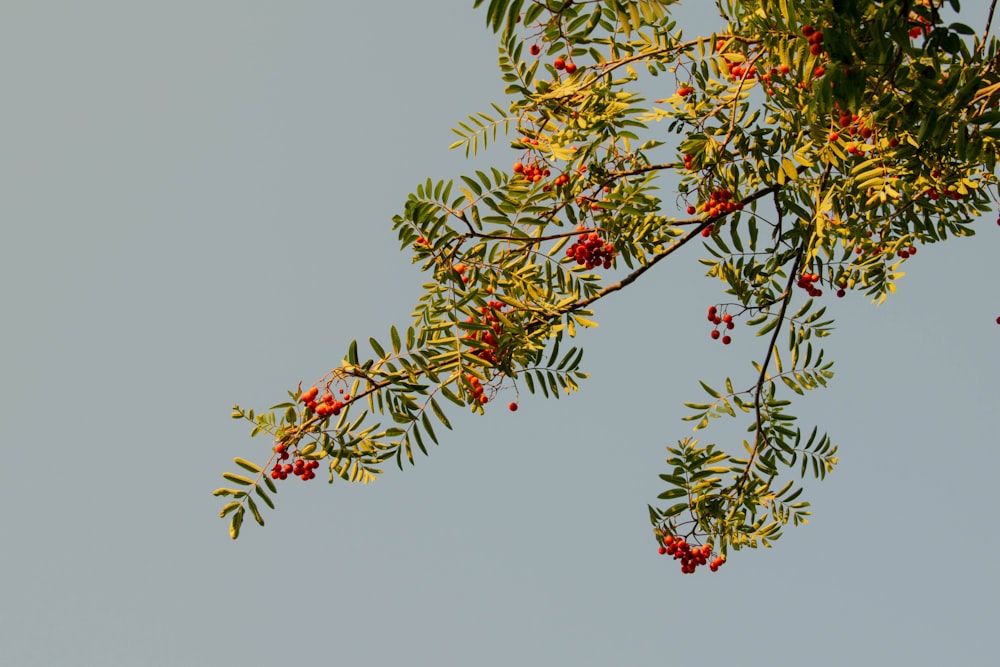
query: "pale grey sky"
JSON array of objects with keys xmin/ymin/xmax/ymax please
[{"xmin": 2, "ymin": 2, "xmax": 998, "ymax": 665}]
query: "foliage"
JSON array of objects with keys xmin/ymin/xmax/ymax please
[{"xmin": 216, "ymin": 0, "xmax": 1000, "ymax": 568}]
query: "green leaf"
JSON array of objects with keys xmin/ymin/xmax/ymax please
[
  {"xmin": 234, "ymin": 458, "xmax": 262, "ymax": 474},
  {"xmin": 430, "ymin": 398, "xmax": 453, "ymax": 429},
  {"xmin": 253, "ymin": 483, "xmax": 276, "ymax": 509},
  {"xmin": 219, "ymin": 501, "xmax": 241, "ymax": 518},
  {"xmin": 222, "ymin": 473, "xmax": 253, "ymax": 486},
  {"xmin": 246, "ymin": 495, "xmax": 265, "ymax": 526},
  {"xmin": 229, "ymin": 507, "xmax": 244, "ymax": 540}
]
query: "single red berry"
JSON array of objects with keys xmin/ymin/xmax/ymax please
[
  {"xmin": 687, "ymin": 205, "xmax": 696, "ymax": 215},
  {"xmin": 479, "ymin": 395, "xmax": 489, "ymax": 404},
  {"xmin": 508, "ymin": 402, "xmax": 518, "ymax": 412},
  {"xmin": 553, "ymin": 57, "xmax": 566, "ymax": 70},
  {"xmin": 810, "ymin": 43, "xmax": 824, "ymax": 56},
  {"xmin": 722, "ymin": 335, "xmax": 732, "ymax": 345},
  {"xmin": 801, "ymin": 25, "xmax": 815, "ymax": 37},
  {"xmin": 658, "ymin": 546, "xmax": 667, "ymax": 555},
  {"xmin": 828, "ymin": 132, "xmax": 839, "ymax": 142},
  {"xmin": 722, "ymin": 313, "xmax": 733, "ymax": 323},
  {"xmin": 711, "ymin": 329, "xmax": 721, "ymax": 340},
  {"xmin": 530, "ymin": 44, "xmax": 540, "ymax": 56},
  {"xmin": 564, "ymin": 61, "xmax": 577, "ymax": 74}
]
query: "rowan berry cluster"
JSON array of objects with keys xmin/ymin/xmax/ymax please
[
  {"xmin": 700, "ymin": 188, "xmax": 742, "ymax": 217},
  {"xmin": 269, "ymin": 444, "xmax": 320, "ymax": 481},
  {"xmin": 300, "ymin": 385, "xmax": 349, "ymax": 418},
  {"xmin": 801, "ymin": 24, "xmax": 824, "ymax": 56},
  {"xmin": 464, "ymin": 373, "xmax": 489, "ymax": 405},
  {"xmin": 552, "ymin": 56, "xmax": 577, "ymax": 74},
  {"xmin": 513, "ymin": 160, "xmax": 550, "ymax": 183},
  {"xmin": 657, "ymin": 535, "xmax": 725, "ymax": 574},
  {"xmin": 566, "ymin": 227, "xmax": 615, "ymax": 270},
  {"xmin": 462, "ymin": 300, "xmax": 508, "ymax": 366},
  {"xmin": 717, "ymin": 39, "xmax": 758, "ymax": 82},
  {"xmin": 797, "ymin": 272, "xmax": 823, "ymax": 297},
  {"xmin": 707, "ymin": 305, "xmax": 734, "ymax": 345},
  {"xmin": 826, "ymin": 107, "xmax": 875, "ymax": 156},
  {"xmin": 909, "ymin": 15, "xmax": 931, "ymax": 39},
  {"xmin": 677, "ymin": 84, "xmax": 695, "ymax": 97}
]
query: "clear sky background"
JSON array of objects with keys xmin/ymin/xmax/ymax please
[{"xmin": 2, "ymin": 2, "xmax": 998, "ymax": 665}]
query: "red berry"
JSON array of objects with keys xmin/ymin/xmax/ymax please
[
  {"xmin": 722, "ymin": 335, "xmax": 732, "ymax": 345},
  {"xmin": 564, "ymin": 61, "xmax": 577, "ymax": 74},
  {"xmin": 711, "ymin": 329, "xmax": 721, "ymax": 340},
  {"xmin": 828, "ymin": 132, "xmax": 839, "ymax": 142},
  {"xmin": 530, "ymin": 44, "xmax": 540, "ymax": 56},
  {"xmin": 553, "ymin": 57, "xmax": 566, "ymax": 70},
  {"xmin": 801, "ymin": 25, "xmax": 815, "ymax": 37},
  {"xmin": 508, "ymin": 402, "xmax": 518, "ymax": 412},
  {"xmin": 658, "ymin": 546, "xmax": 667, "ymax": 555},
  {"xmin": 810, "ymin": 43, "xmax": 824, "ymax": 56},
  {"xmin": 687, "ymin": 205, "xmax": 696, "ymax": 215}
]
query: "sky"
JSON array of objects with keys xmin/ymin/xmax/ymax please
[{"xmin": 2, "ymin": 2, "xmax": 998, "ymax": 665}]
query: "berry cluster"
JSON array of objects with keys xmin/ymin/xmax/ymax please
[
  {"xmin": 698, "ymin": 188, "xmax": 743, "ymax": 236},
  {"xmin": 462, "ymin": 300, "xmax": 508, "ymax": 367},
  {"xmin": 300, "ymin": 385, "xmax": 349, "ymax": 418},
  {"xmin": 513, "ymin": 160, "xmax": 550, "ymax": 183},
  {"xmin": 707, "ymin": 305, "xmax": 734, "ymax": 345},
  {"xmin": 801, "ymin": 24, "xmax": 824, "ymax": 56},
  {"xmin": 566, "ymin": 227, "xmax": 616, "ymax": 270},
  {"xmin": 827, "ymin": 107, "xmax": 874, "ymax": 156},
  {"xmin": 464, "ymin": 373, "xmax": 490, "ymax": 405},
  {"xmin": 552, "ymin": 56, "xmax": 577, "ymax": 74},
  {"xmin": 657, "ymin": 535, "xmax": 726, "ymax": 574},
  {"xmin": 682, "ymin": 153, "xmax": 695, "ymax": 171},
  {"xmin": 269, "ymin": 444, "xmax": 320, "ymax": 481},
  {"xmin": 909, "ymin": 15, "xmax": 931, "ymax": 40},
  {"xmin": 699, "ymin": 188, "xmax": 742, "ymax": 217},
  {"xmin": 797, "ymin": 272, "xmax": 823, "ymax": 297},
  {"xmin": 677, "ymin": 84, "xmax": 695, "ymax": 97}
]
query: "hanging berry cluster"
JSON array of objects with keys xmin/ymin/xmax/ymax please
[
  {"xmin": 462, "ymin": 300, "xmax": 509, "ymax": 366},
  {"xmin": 699, "ymin": 188, "xmax": 743, "ymax": 236},
  {"xmin": 802, "ymin": 24, "xmax": 824, "ymax": 56},
  {"xmin": 827, "ymin": 105, "xmax": 873, "ymax": 156},
  {"xmin": 707, "ymin": 305, "xmax": 734, "ymax": 345},
  {"xmin": 657, "ymin": 535, "xmax": 726, "ymax": 574},
  {"xmin": 464, "ymin": 373, "xmax": 489, "ymax": 405},
  {"xmin": 796, "ymin": 272, "xmax": 824, "ymax": 297},
  {"xmin": 269, "ymin": 444, "xmax": 321, "ymax": 481},
  {"xmin": 566, "ymin": 227, "xmax": 616, "ymax": 269},
  {"xmin": 513, "ymin": 160, "xmax": 550, "ymax": 183},
  {"xmin": 300, "ymin": 385, "xmax": 349, "ymax": 418}
]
